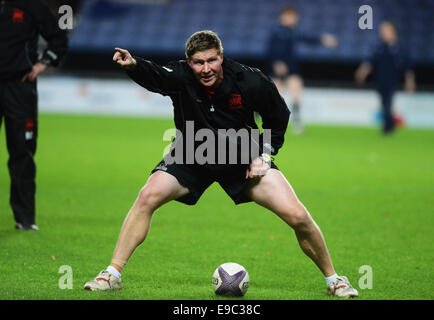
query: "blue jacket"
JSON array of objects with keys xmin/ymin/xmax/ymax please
[
  {"xmin": 265, "ymin": 25, "xmax": 320, "ymax": 73},
  {"xmin": 370, "ymin": 41, "xmax": 412, "ymax": 91}
]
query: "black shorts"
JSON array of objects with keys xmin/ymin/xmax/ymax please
[
  {"xmin": 270, "ymin": 63, "xmax": 301, "ymax": 81},
  {"xmin": 151, "ymin": 160, "xmax": 279, "ymax": 205}
]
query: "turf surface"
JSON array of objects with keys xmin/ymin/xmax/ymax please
[{"xmin": 0, "ymin": 114, "xmax": 433, "ymax": 300}]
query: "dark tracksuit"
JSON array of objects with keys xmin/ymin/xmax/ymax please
[
  {"xmin": 0, "ymin": 0, "xmax": 68, "ymax": 227},
  {"xmin": 370, "ymin": 42, "xmax": 412, "ymax": 133},
  {"xmin": 265, "ymin": 25, "xmax": 321, "ymax": 124},
  {"xmin": 265, "ymin": 25, "xmax": 321, "ymax": 78},
  {"xmin": 125, "ymin": 56, "xmax": 290, "ymax": 205}
]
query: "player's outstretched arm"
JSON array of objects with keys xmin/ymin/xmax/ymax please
[
  {"xmin": 114, "ymin": 48, "xmax": 181, "ymax": 96},
  {"xmin": 113, "ymin": 47, "xmax": 137, "ymax": 69}
]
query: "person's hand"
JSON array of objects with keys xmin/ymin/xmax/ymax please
[
  {"xmin": 354, "ymin": 62, "xmax": 372, "ymax": 85},
  {"xmin": 404, "ymin": 80, "xmax": 415, "ymax": 93},
  {"xmin": 354, "ymin": 70, "xmax": 365, "ymax": 85},
  {"xmin": 246, "ymin": 157, "xmax": 270, "ymax": 179},
  {"xmin": 272, "ymin": 61, "xmax": 289, "ymax": 77},
  {"xmin": 404, "ymin": 71, "xmax": 416, "ymax": 93},
  {"xmin": 22, "ymin": 62, "xmax": 47, "ymax": 82},
  {"xmin": 113, "ymin": 47, "xmax": 136, "ymax": 69},
  {"xmin": 321, "ymin": 34, "xmax": 338, "ymax": 48}
]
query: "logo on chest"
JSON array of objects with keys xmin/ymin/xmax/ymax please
[
  {"xmin": 228, "ymin": 93, "xmax": 243, "ymax": 110},
  {"xmin": 13, "ymin": 8, "xmax": 24, "ymax": 23}
]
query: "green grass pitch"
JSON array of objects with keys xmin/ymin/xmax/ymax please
[{"xmin": 0, "ymin": 114, "xmax": 433, "ymax": 300}]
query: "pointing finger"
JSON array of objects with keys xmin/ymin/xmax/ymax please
[
  {"xmin": 114, "ymin": 47, "xmax": 127, "ymax": 54},
  {"xmin": 113, "ymin": 51, "xmax": 121, "ymax": 62}
]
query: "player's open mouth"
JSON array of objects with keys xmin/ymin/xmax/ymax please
[{"xmin": 202, "ymin": 75, "xmax": 214, "ymax": 82}]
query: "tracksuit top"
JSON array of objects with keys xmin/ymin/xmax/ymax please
[
  {"xmin": 0, "ymin": 0, "xmax": 68, "ymax": 81},
  {"xmin": 125, "ymin": 56, "xmax": 291, "ymax": 163},
  {"xmin": 370, "ymin": 41, "xmax": 412, "ymax": 92},
  {"xmin": 266, "ymin": 25, "xmax": 321, "ymax": 75}
]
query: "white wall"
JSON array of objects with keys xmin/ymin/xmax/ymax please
[{"xmin": 38, "ymin": 76, "xmax": 434, "ymax": 128}]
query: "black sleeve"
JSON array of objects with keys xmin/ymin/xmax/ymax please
[
  {"xmin": 125, "ymin": 57, "xmax": 182, "ymax": 96},
  {"xmin": 33, "ymin": 1, "xmax": 69, "ymax": 67},
  {"xmin": 253, "ymin": 73, "xmax": 290, "ymax": 156},
  {"xmin": 401, "ymin": 48, "xmax": 413, "ymax": 73},
  {"xmin": 369, "ymin": 47, "xmax": 379, "ymax": 67},
  {"xmin": 266, "ymin": 31, "xmax": 281, "ymax": 62},
  {"xmin": 296, "ymin": 30, "xmax": 322, "ymax": 45}
]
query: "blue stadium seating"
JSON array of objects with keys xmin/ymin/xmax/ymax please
[{"xmin": 69, "ymin": 0, "xmax": 434, "ymax": 65}]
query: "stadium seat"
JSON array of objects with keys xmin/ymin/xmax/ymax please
[{"xmin": 69, "ymin": 0, "xmax": 434, "ymax": 65}]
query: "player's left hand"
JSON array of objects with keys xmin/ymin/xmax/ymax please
[
  {"xmin": 22, "ymin": 62, "xmax": 47, "ymax": 82},
  {"xmin": 246, "ymin": 157, "xmax": 270, "ymax": 179}
]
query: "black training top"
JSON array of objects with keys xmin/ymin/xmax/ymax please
[
  {"xmin": 126, "ymin": 56, "xmax": 291, "ymax": 160},
  {"xmin": 0, "ymin": 0, "xmax": 68, "ymax": 81}
]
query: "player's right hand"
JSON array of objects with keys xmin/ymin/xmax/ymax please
[
  {"xmin": 113, "ymin": 47, "xmax": 136, "ymax": 68},
  {"xmin": 246, "ymin": 157, "xmax": 270, "ymax": 179}
]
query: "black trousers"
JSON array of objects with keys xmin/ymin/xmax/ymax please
[
  {"xmin": 378, "ymin": 88, "xmax": 396, "ymax": 134},
  {"xmin": 0, "ymin": 79, "xmax": 38, "ymax": 226}
]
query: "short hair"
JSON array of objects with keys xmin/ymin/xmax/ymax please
[
  {"xmin": 380, "ymin": 20, "xmax": 397, "ymax": 32},
  {"xmin": 279, "ymin": 4, "xmax": 298, "ymax": 16},
  {"xmin": 185, "ymin": 30, "xmax": 223, "ymax": 59}
]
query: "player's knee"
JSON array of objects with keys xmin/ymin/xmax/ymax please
[
  {"xmin": 284, "ymin": 205, "xmax": 312, "ymax": 230},
  {"xmin": 137, "ymin": 186, "xmax": 165, "ymax": 212}
]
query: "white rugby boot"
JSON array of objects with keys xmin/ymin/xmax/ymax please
[
  {"xmin": 327, "ymin": 276, "xmax": 359, "ymax": 298},
  {"xmin": 84, "ymin": 270, "xmax": 122, "ymax": 291},
  {"xmin": 15, "ymin": 223, "xmax": 39, "ymax": 231}
]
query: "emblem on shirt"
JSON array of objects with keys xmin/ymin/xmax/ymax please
[
  {"xmin": 13, "ymin": 8, "xmax": 24, "ymax": 23},
  {"xmin": 229, "ymin": 93, "xmax": 243, "ymax": 109}
]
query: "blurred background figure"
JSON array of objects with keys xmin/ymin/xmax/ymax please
[
  {"xmin": 355, "ymin": 21, "xmax": 416, "ymax": 135},
  {"xmin": 265, "ymin": 4, "xmax": 338, "ymax": 134},
  {"xmin": 0, "ymin": 0, "xmax": 68, "ymax": 230}
]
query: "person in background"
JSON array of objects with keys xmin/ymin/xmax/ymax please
[
  {"xmin": 355, "ymin": 21, "xmax": 415, "ymax": 135},
  {"xmin": 0, "ymin": 0, "xmax": 68, "ymax": 230},
  {"xmin": 266, "ymin": 4, "xmax": 338, "ymax": 134}
]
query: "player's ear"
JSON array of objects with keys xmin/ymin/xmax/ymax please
[{"xmin": 186, "ymin": 55, "xmax": 192, "ymax": 68}]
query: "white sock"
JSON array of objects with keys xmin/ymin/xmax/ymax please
[
  {"xmin": 325, "ymin": 273, "xmax": 338, "ymax": 285},
  {"xmin": 107, "ymin": 265, "xmax": 121, "ymax": 279}
]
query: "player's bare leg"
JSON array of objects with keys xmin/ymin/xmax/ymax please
[
  {"xmin": 246, "ymin": 169, "xmax": 334, "ymax": 276},
  {"xmin": 287, "ymin": 75, "xmax": 304, "ymax": 134},
  {"xmin": 84, "ymin": 171, "xmax": 189, "ymax": 291},
  {"xmin": 111, "ymin": 171, "xmax": 189, "ymax": 269},
  {"xmin": 245, "ymin": 169, "xmax": 358, "ymax": 297}
]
